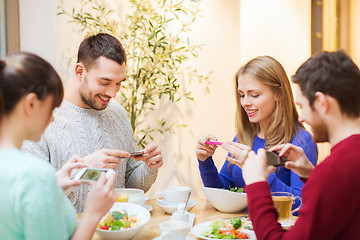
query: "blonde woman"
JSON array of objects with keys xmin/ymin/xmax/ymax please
[{"xmin": 196, "ymin": 56, "xmax": 318, "ymax": 199}]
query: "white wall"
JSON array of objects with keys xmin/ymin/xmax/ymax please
[
  {"xmin": 19, "ymin": 0, "xmax": 55, "ymax": 64},
  {"xmin": 18, "ymin": 0, "xmax": 311, "ymax": 199},
  {"xmin": 239, "ymin": 0, "xmax": 311, "ymax": 77}
]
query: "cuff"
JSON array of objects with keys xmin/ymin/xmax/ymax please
[
  {"xmin": 245, "ymin": 181, "xmax": 271, "ymax": 200},
  {"xmin": 198, "ymin": 157, "xmax": 215, "ymax": 169}
]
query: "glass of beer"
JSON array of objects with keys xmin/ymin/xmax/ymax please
[{"xmin": 271, "ymin": 192, "xmax": 302, "ymax": 225}]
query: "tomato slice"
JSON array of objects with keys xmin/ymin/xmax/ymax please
[{"xmin": 100, "ymin": 225, "xmax": 109, "ymax": 230}]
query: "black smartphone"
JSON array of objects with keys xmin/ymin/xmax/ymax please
[
  {"xmin": 130, "ymin": 151, "xmax": 144, "ymax": 156},
  {"xmin": 266, "ymin": 151, "xmax": 289, "ymax": 167}
]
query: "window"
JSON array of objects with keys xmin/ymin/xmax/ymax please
[{"xmin": 311, "ymin": 0, "xmax": 349, "ymax": 54}]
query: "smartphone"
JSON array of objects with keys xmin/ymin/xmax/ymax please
[
  {"xmin": 205, "ymin": 141, "xmax": 223, "ymax": 145},
  {"xmin": 266, "ymin": 151, "xmax": 289, "ymax": 167},
  {"xmin": 130, "ymin": 151, "xmax": 144, "ymax": 156},
  {"xmin": 73, "ymin": 168, "xmax": 115, "ymax": 182}
]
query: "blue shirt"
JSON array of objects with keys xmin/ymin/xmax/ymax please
[
  {"xmin": 198, "ymin": 128, "xmax": 318, "ymax": 198},
  {"xmin": 0, "ymin": 149, "xmax": 77, "ymax": 240}
]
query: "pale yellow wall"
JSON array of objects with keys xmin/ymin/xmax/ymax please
[
  {"xmin": 350, "ymin": 0, "xmax": 360, "ymax": 66},
  {"xmin": 19, "ymin": 0, "xmax": 317, "ymax": 198}
]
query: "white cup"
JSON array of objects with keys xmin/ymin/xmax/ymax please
[
  {"xmin": 160, "ymin": 220, "xmax": 189, "ymax": 240},
  {"xmin": 171, "ymin": 211, "xmax": 189, "ymax": 223},
  {"xmin": 115, "ymin": 188, "xmax": 146, "ymax": 205},
  {"xmin": 155, "ymin": 186, "xmax": 191, "ymax": 205}
]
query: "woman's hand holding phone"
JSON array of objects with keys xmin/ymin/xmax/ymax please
[
  {"xmin": 56, "ymin": 155, "xmax": 87, "ymax": 191},
  {"xmin": 84, "ymin": 172, "xmax": 116, "ymax": 218}
]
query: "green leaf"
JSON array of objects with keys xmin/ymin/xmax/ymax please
[{"xmin": 56, "ymin": 0, "xmax": 211, "ymax": 148}]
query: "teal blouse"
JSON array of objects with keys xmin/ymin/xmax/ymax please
[{"xmin": 0, "ymin": 149, "xmax": 77, "ymax": 240}]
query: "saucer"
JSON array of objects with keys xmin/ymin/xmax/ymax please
[
  {"xmin": 156, "ymin": 199, "xmax": 198, "ymax": 214},
  {"xmin": 142, "ymin": 204, "xmax": 153, "ymax": 211},
  {"xmin": 153, "ymin": 236, "xmax": 195, "ymax": 240}
]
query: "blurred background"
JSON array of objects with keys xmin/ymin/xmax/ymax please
[{"xmin": 1, "ymin": 0, "xmax": 360, "ymax": 198}]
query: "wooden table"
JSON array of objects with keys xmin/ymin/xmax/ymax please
[{"xmin": 89, "ymin": 197, "xmax": 249, "ymax": 239}]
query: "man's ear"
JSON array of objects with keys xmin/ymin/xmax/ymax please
[
  {"xmin": 23, "ymin": 93, "xmax": 38, "ymax": 117},
  {"xmin": 75, "ymin": 63, "xmax": 85, "ymax": 81},
  {"xmin": 314, "ymin": 92, "xmax": 330, "ymax": 114}
]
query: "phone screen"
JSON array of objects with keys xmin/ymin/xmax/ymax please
[
  {"xmin": 266, "ymin": 151, "xmax": 289, "ymax": 167},
  {"xmin": 79, "ymin": 169, "xmax": 106, "ymax": 181}
]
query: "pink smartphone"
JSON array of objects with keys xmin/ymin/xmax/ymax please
[{"xmin": 205, "ymin": 141, "xmax": 223, "ymax": 145}]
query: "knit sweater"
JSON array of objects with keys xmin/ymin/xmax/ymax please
[
  {"xmin": 0, "ymin": 149, "xmax": 77, "ymax": 240},
  {"xmin": 22, "ymin": 100, "xmax": 158, "ymax": 212},
  {"xmin": 246, "ymin": 134, "xmax": 360, "ymax": 240}
]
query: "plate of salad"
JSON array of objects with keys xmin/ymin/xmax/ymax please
[
  {"xmin": 97, "ymin": 210, "xmax": 140, "ymax": 230},
  {"xmin": 96, "ymin": 202, "xmax": 150, "ymax": 240},
  {"xmin": 191, "ymin": 217, "xmax": 256, "ymax": 239}
]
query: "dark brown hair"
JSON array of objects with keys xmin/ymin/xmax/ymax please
[
  {"xmin": 293, "ymin": 50, "xmax": 360, "ymax": 117},
  {"xmin": 77, "ymin": 33, "xmax": 127, "ymax": 70},
  {"xmin": 0, "ymin": 52, "xmax": 63, "ymax": 118}
]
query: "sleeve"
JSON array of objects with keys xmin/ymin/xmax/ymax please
[
  {"xmin": 198, "ymin": 157, "xmax": 235, "ymax": 188},
  {"xmin": 198, "ymin": 136, "xmax": 238, "ymax": 189},
  {"xmin": 246, "ymin": 164, "xmax": 355, "ymax": 240},
  {"xmin": 17, "ymin": 165, "xmax": 76, "ymax": 240},
  {"xmin": 125, "ymin": 157, "xmax": 158, "ymax": 192},
  {"xmin": 124, "ymin": 129, "xmax": 158, "ymax": 192}
]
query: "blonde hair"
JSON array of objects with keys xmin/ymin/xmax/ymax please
[{"xmin": 234, "ymin": 56, "xmax": 303, "ymax": 148}]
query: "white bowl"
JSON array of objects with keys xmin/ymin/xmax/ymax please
[
  {"xmin": 156, "ymin": 199, "xmax": 198, "ymax": 214},
  {"xmin": 201, "ymin": 187, "xmax": 247, "ymax": 213},
  {"xmin": 115, "ymin": 188, "xmax": 146, "ymax": 205},
  {"xmin": 96, "ymin": 202, "xmax": 150, "ymax": 240}
]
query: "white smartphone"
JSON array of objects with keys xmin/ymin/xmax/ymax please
[{"xmin": 73, "ymin": 168, "xmax": 115, "ymax": 182}]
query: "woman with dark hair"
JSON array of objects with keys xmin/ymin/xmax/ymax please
[
  {"xmin": 0, "ymin": 52, "xmax": 115, "ymax": 240},
  {"xmin": 196, "ymin": 56, "xmax": 318, "ymax": 199}
]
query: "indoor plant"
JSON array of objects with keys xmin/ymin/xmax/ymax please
[{"xmin": 58, "ymin": 0, "xmax": 210, "ymax": 148}]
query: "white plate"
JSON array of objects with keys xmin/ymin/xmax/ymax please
[
  {"xmin": 157, "ymin": 199, "xmax": 198, "ymax": 214},
  {"xmin": 191, "ymin": 220, "xmax": 257, "ymax": 240},
  {"xmin": 153, "ymin": 237, "xmax": 195, "ymax": 240}
]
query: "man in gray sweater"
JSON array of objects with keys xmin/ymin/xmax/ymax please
[{"xmin": 22, "ymin": 33, "xmax": 163, "ymax": 212}]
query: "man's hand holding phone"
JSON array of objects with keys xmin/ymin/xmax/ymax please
[
  {"xmin": 130, "ymin": 144, "xmax": 163, "ymax": 169},
  {"xmin": 83, "ymin": 149, "xmax": 131, "ymax": 170},
  {"xmin": 266, "ymin": 151, "xmax": 290, "ymax": 167},
  {"xmin": 269, "ymin": 144, "xmax": 315, "ymax": 179}
]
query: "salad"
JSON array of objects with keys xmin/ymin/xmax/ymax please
[
  {"xmin": 97, "ymin": 210, "xmax": 140, "ymax": 231},
  {"xmin": 229, "ymin": 187, "xmax": 244, "ymax": 193},
  {"xmin": 202, "ymin": 217, "xmax": 248, "ymax": 239}
]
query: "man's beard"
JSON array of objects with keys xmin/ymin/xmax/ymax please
[
  {"xmin": 79, "ymin": 77, "xmax": 107, "ymax": 110},
  {"xmin": 80, "ymin": 93, "xmax": 106, "ymax": 110},
  {"xmin": 311, "ymin": 120, "xmax": 329, "ymax": 143}
]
